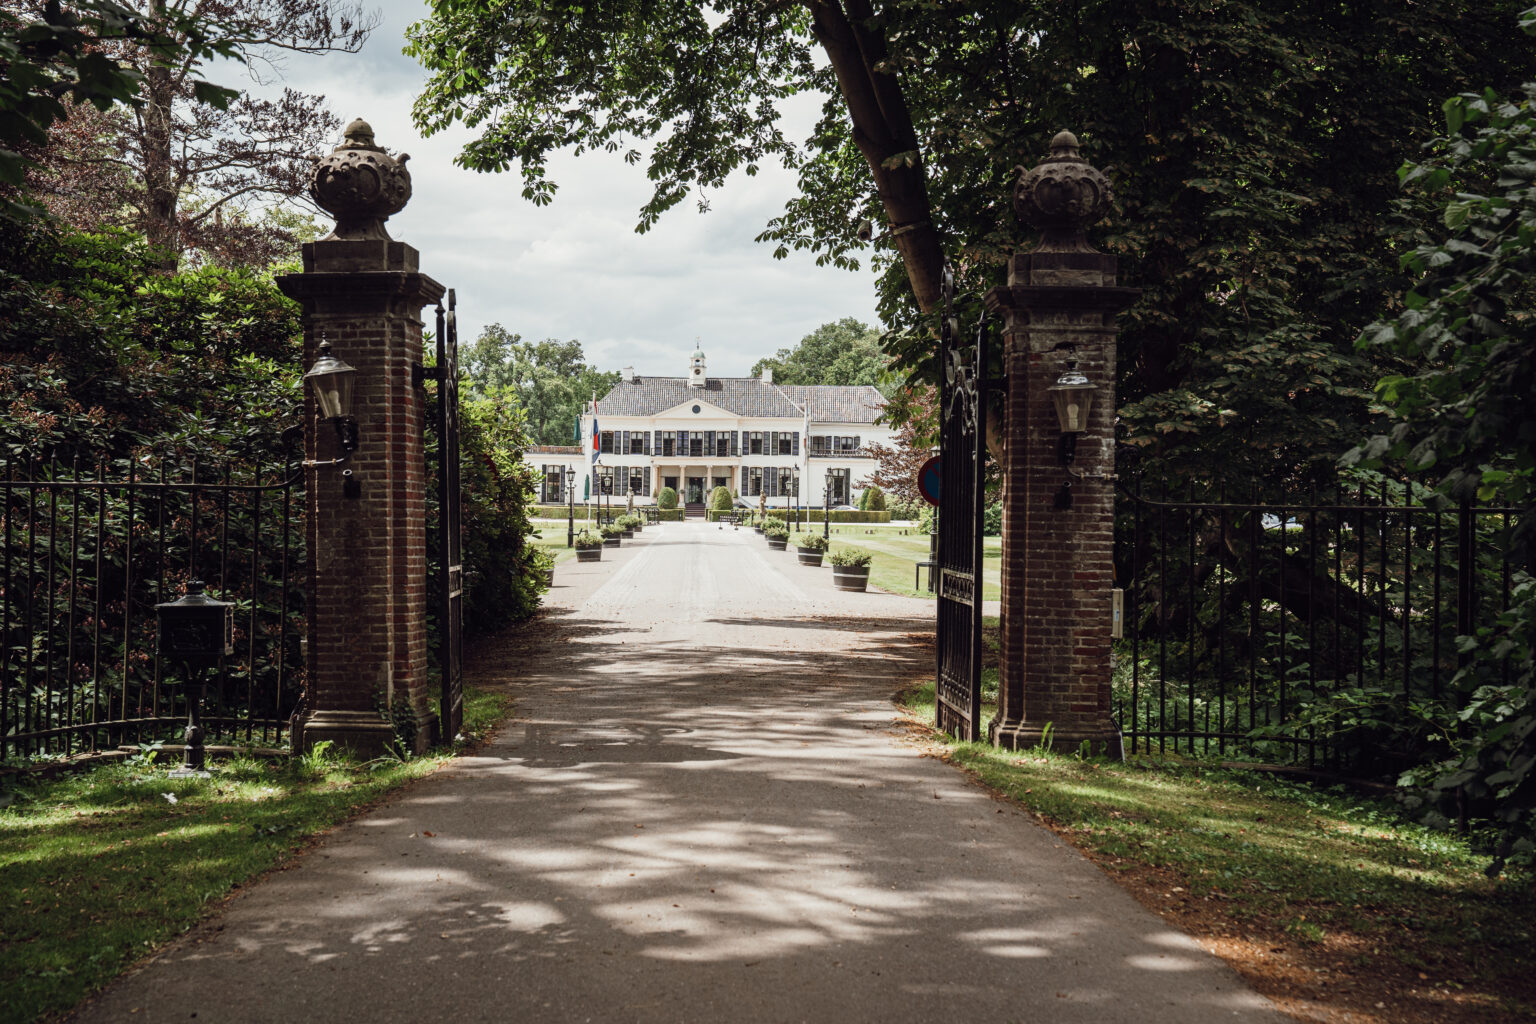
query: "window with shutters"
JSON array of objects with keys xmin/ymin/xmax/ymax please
[
  {"xmin": 777, "ymin": 432, "xmax": 792, "ymax": 455},
  {"xmin": 749, "ymin": 431, "xmax": 763, "ymax": 455},
  {"xmin": 715, "ymin": 432, "xmax": 730, "ymax": 457},
  {"xmin": 599, "ymin": 431, "xmax": 615, "ymax": 454},
  {"xmin": 629, "ymin": 469, "xmax": 644, "ymax": 495},
  {"xmin": 689, "ymin": 433, "xmax": 703, "ymax": 457},
  {"xmin": 779, "ymin": 468, "xmax": 795, "ymax": 495},
  {"xmin": 661, "ymin": 433, "xmax": 675, "ymax": 457},
  {"xmin": 629, "ymin": 432, "xmax": 646, "ymax": 454},
  {"xmin": 747, "ymin": 467, "xmax": 763, "ymax": 496}
]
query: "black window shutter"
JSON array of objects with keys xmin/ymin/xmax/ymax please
[
  {"xmin": 854, "ymin": 435, "xmax": 861, "ymax": 449},
  {"xmin": 792, "ymin": 431, "xmax": 800, "ymax": 455}
]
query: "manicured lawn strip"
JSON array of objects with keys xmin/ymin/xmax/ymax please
[
  {"xmin": 530, "ymin": 522, "xmax": 578, "ymax": 563},
  {"xmin": 0, "ymin": 687, "xmax": 509, "ymax": 1024},
  {"xmin": 899, "ymin": 682, "xmax": 1536, "ymax": 1022},
  {"xmin": 818, "ymin": 525, "xmax": 1001, "ymax": 600}
]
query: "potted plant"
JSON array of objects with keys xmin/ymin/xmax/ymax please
[
  {"xmin": 617, "ymin": 514, "xmax": 638, "ymax": 538},
  {"xmin": 794, "ymin": 532, "xmax": 828, "ymax": 567},
  {"xmin": 574, "ymin": 530, "xmax": 604, "ymax": 562},
  {"xmin": 601, "ymin": 523, "xmax": 624, "ymax": 547},
  {"xmin": 532, "ymin": 548, "xmax": 556, "ymax": 586},
  {"xmin": 764, "ymin": 521, "xmax": 789, "ymax": 551},
  {"xmin": 828, "ymin": 548, "xmax": 873, "ymax": 591}
]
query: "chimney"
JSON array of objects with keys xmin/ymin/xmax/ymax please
[
  {"xmin": 622, "ymin": 366, "xmax": 636, "ymax": 383},
  {"xmin": 762, "ymin": 367, "xmax": 774, "ymax": 384}
]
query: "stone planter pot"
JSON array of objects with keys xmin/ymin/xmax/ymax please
[
  {"xmin": 544, "ymin": 568, "xmax": 556, "ymax": 586},
  {"xmin": 831, "ymin": 564, "xmax": 870, "ymax": 592},
  {"xmin": 796, "ymin": 548, "xmax": 824, "ymax": 567},
  {"xmin": 767, "ymin": 537, "xmax": 787, "ymax": 551},
  {"xmin": 576, "ymin": 547, "xmax": 602, "ymax": 562},
  {"xmin": 621, "ymin": 529, "xmax": 634, "ymax": 539},
  {"xmin": 603, "ymin": 537, "xmax": 621, "ymax": 548}
]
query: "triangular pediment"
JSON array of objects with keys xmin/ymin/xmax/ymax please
[{"xmin": 651, "ymin": 398, "xmax": 738, "ymax": 421}]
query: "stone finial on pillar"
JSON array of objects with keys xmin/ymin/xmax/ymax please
[
  {"xmin": 277, "ymin": 119, "xmax": 444, "ymax": 756},
  {"xmin": 984, "ymin": 130, "xmax": 1139, "ymax": 755}
]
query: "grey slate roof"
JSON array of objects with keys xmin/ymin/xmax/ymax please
[
  {"xmin": 775, "ymin": 385, "xmax": 886, "ymax": 424},
  {"xmin": 595, "ymin": 377, "xmax": 886, "ymax": 423}
]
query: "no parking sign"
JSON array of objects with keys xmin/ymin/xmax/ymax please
[{"xmin": 917, "ymin": 456, "xmax": 941, "ymax": 506}]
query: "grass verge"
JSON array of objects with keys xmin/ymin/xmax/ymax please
[
  {"xmin": 0, "ymin": 686, "xmax": 509, "ymax": 1024},
  {"xmin": 815, "ymin": 525, "xmax": 1001, "ymax": 600},
  {"xmin": 899, "ymin": 681, "xmax": 1535, "ymax": 1023}
]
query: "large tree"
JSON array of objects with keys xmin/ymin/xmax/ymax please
[
  {"xmin": 461, "ymin": 324, "xmax": 619, "ymax": 446},
  {"xmin": 407, "ymin": 0, "xmax": 1536, "ymax": 490},
  {"xmin": 7, "ymin": 0, "xmax": 375, "ymax": 266},
  {"xmin": 750, "ymin": 316, "xmax": 887, "ymax": 390},
  {"xmin": 0, "ymin": 0, "xmax": 239, "ymax": 221}
]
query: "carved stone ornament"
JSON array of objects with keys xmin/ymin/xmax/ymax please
[
  {"xmin": 1013, "ymin": 130, "xmax": 1113, "ymax": 253},
  {"xmin": 310, "ymin": 118, "xmax": 412, "ymax": 241}
]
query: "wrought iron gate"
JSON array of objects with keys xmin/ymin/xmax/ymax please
[
  {"xmin": 0, "ymin": 448, "xmax": 305, "ymax": 759},
  {"xmin": 434, "ymin": 290, "xmax": 465, "ymax": 741},
  {"xmin": 935, "ymin": 265, "xmax": 990, "ymax": 741}
]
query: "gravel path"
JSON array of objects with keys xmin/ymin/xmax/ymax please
[{"xmin": 71, "ymin": 522, "xmax": 1283, "ymax": 1023}]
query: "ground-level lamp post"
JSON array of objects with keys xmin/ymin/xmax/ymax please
[
  {"xmin": 823, "ymin": 480, "xmax": 831, "ymax": 542},
  {"xmin": 565, "ymin": 467, "xmax": 577, "ymax": 547},
  {"xmin": 154, "ymin": 580, "xmax": 234, "ymax": 777}
]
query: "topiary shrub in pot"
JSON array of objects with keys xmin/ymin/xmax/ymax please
[
  {"xmin": 794, "ymin": 532, "xmax": 828, "ymax": 566},
  {"xmin": 601, "ymin": 523, "xmax": 624, "ymax": 547},
  {"xmin": 828, "ymin": 548, "xmax": 873, "ymax": 591},
  {"xmin": 764, "ymin": 520, "xmax": 790, "ymax": 550},
  {"xmin": 574, "ymin": 529, "xmax": 604, "ymax": 562}
]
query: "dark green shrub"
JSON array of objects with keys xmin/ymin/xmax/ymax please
[
  {"xmin": 656, "ymin": 485, "xmax": 678, "ymax": 509},
  {"xmin": 709, "ymin": 485, "xmax": 732, "ymax": 511}
]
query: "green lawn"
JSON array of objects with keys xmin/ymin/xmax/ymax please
[
  {"xmin": 794, "ymin": 523, "xmax": 1001, "ymax": 600},
  {"xmin": 530, "ymin": 521, "xmax": 579, "ymax": 562}
]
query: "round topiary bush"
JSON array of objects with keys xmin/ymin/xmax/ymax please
[
  {"xmin": 709, "ymin": 485, "xmax": 733, "ymax": 511},
  {"xmin": 656, "ymin": 486, "xmax": 678, "ymax": 510}
]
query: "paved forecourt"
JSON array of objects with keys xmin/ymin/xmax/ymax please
[{"xmin": 72, "ymin": 521, "xmax": 1283, "ymax": 1024}]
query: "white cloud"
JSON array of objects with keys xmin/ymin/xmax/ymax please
[{"xmin": 223, "ymin": 2, "xmax": 880, "ymax": 379}]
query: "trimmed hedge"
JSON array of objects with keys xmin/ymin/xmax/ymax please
[{"xmin": 781, "ymin": 510, "xmax": 891, "ymax": 523}]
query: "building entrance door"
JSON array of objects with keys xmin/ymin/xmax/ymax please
[{"xmin": 686, "ymin": 477, "xmax": 705, "ymax": 504}]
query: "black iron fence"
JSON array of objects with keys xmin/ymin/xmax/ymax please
[
  {"xmin": 1113, "ymin": 474, "xmax": 1519, "ymax": 771},
  {"xmin": 1, "ymin": 451, "xmax": 305, "ymax": 760}
]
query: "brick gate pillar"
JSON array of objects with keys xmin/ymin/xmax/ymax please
[
  {"xmin": 277, "ymin": 119, "xmax": 445, "ymax": 755},
  {"xmin": 985, "ymin": 131, "xmax": 1139, "ymax": 755}
]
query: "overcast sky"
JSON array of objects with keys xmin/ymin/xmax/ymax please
[{"xmin": 237, "ymin": 1, "xmax": 881, "ymax": 378}]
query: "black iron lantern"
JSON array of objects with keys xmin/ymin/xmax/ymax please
[
  {"xmin": 1047, "ymin": 362, "xmax": 1097, "ymax": 467},
  {"xmin": 155, "ymin": 579, "xmax": 234, "ymax": 668},
  {"xmin": 304, "ymin": 338, "xmax": 360, "ymax": 461},
  {"xmin": 155, "ymin": 580, "xmax": 234, "ymax": 775},
  {"xmin": 304, "ymin": 339, "xmax": 356, "ymax": 421}
]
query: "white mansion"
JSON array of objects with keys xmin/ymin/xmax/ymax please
[{"xmin": 532, "ymin": 349, "xmax": 895, "ymax": 510}]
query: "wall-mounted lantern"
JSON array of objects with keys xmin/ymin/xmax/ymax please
[
  {"xmin": 303, "ymin": 338, "xmax": 360, "ymax": 496},
  {"xmin": 1047, "ymin": 361, "xmax": 1098, "ymax": 466}
]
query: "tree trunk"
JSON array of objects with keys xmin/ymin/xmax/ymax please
[
  {"xmin": 806, "ymin": 0, "xmax": 944, "ymax": 314},
  {"xmin": 141, "ymin": 0, "xmax": 179, "ymax": 269}
]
